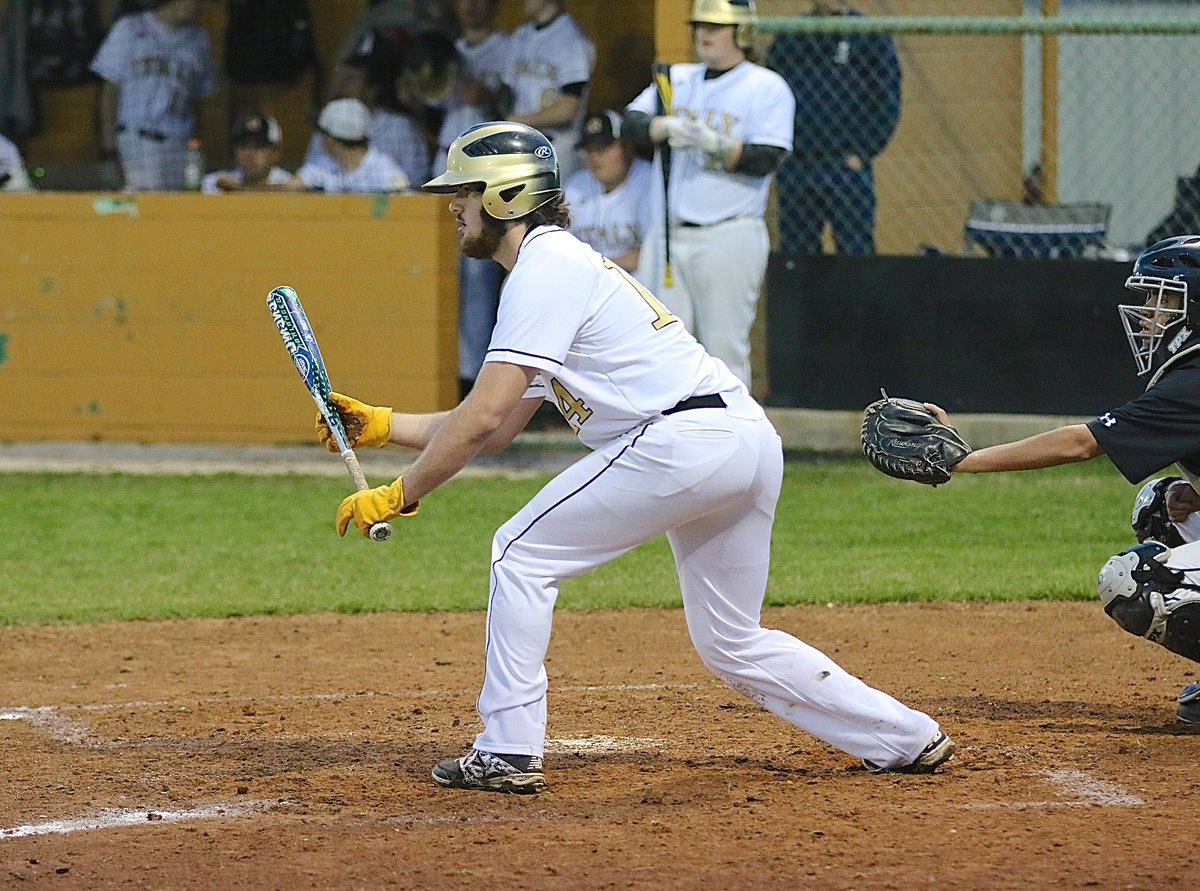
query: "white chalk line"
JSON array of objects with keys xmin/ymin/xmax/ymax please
[
  {"xmin": 0, "ymin": 685, "xmax": 708, "ymax": 748},
  {"xmin": 0, "ymin": 800, "xmax": 279, "ymax": 840},
  {"xmin": 957, "ymin": 768, "xmax": 1144, "ymax": 810}
]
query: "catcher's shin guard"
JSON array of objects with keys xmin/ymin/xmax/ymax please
[{"xmin": 1098, "ymin": 542, "xmax": 1200, "ymax": 663}]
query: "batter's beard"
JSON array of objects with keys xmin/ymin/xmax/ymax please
[{"xmin": 461, "ymin": 213, "xmax": 507, "ymax": 259}]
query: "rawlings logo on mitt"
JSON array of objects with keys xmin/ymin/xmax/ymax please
[{"xmin": 861, "ymin": 392, "xmax": 972, "ymax": 486}]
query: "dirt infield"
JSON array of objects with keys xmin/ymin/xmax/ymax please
[{"xmin": 2, "ymin": 602, "xmax": 1198, "ymax": 889}]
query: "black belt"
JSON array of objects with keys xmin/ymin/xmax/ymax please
[
  {"xmin": 663, "ymin": 394, "xmax": 726, "ymax": 415},
  {"xmin": 677, "ymin": 216, "xmax": 749, "ymax": 228},
  {"xmin": 118, "ymin": 126, "xmax": 168, "ymax": 142}
]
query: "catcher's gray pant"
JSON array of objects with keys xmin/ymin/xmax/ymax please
[
  {"xmin": 635, "ymin": 216, "xmax": 768, "ymax": 387},
  {"xmin": 117, "ymin": 130, "xmax": 188, "ymax": 191},
  {"xmin": 474, "ymin": 392, "xmax": 940, "ymax": 769}
]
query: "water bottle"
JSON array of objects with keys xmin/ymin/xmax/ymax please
[{"xmin": 184, "ymin": 138, "xmax": 204, "ymax": 191}]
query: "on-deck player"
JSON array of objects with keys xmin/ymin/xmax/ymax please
[
  {"xmin": 318, "ymin": 121, "xmax": 954, "ymax": 794},
  {"xmin": 90, "ymin": 0, "xmax": 215, "ymax": 191},
  {"xmin": 624, "ymin": 0, "xmax": 793, "ymax": 387}
]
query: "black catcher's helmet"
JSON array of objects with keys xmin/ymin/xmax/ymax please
[{"xmin": 1121, "ymin": 235, "xmax": 1200, "ymax": 375}]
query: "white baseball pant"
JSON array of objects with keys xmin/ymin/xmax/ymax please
[
  {"xmin": 636, "ymin": 216, "xmax": 769, "ymax": 387},
  {"xmin": 473, "ymin": 392, "xmax": 940, "ymax": 769}
]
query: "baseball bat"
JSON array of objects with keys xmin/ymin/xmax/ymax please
[
  {"xmin": 652, "ymin": 61, "xmax": 675, "ymax": 288},
  {"xmin": 267, "ymin": 285, "xmax": 392, "ymax": 542}
]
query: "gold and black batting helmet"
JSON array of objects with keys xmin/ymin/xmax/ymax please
[
  {"xmin": 422, "ymin": 122, "xmax": 560, "ymax": 220},
  {"xmin": 689, "ymin": 0, "xmax": 757, "ymax": 49}
]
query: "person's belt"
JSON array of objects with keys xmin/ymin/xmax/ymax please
[
  {"xmin": 117, "ymin": 126, "xmax": 168, "ymax": 142},
  {"xmin": 677, "ymin": 215, "xmax": 751, "ymax": 228},
  {"xmin": 663, "ymin": 393, "xmax": 726, "ymax": 415}
]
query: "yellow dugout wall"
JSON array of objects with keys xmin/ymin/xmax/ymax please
[{"xmin": 0, "ymin": 193, "xmax": 459, "ymax": 443}]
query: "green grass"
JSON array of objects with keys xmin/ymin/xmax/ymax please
[{"xmin": 0, "ymin": 459, "xmax": 1136, "ymax": 625}]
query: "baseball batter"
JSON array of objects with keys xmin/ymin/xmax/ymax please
[
  {"xmin": 925, "ymin": 235, "xmax": 1200, "ymax": 724},
  {"xmin": 90, "ymin": 0, "xmax": 215, "ymax": 191},
  {"xmin": 625, "ymin": 0, "xmax": 793, "ymax": 386},
  {"xmin": 319, "ymin": 121, "xmax": 954, "ymax": 794},
  {"xmin": 502, "ymin": 0, "xmax": 594, "ymax": 183}
]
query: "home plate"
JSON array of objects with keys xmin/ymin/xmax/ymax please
[{"xmin": 545, "ymin": 736, "xmax": 664, "ymax": 753}]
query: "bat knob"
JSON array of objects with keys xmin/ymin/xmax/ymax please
[{"xmin": 369, "ymin": 522, "xmax": 393, "ymax": 542}]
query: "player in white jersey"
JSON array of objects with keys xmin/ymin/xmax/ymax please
[
  {"xmin": 625, "ymin": 0, "xmax": 793, "ymax": 386},
  {"xmin": 90, "ymin": 0, "xmax": 215, "ymax": 191},
  {"xmin": 291, "ymin": 99, "xmax": 408, "ymax": 194},
  {"xmin": 201, "ymin": 113, "xmax": 292, "ymax": 194},
  {"xmin": 320, "ymin": 122, "xmax": 954, "ymax": 794},
  {"xmin": 501, "ymin": 0, "xmax": 594, "ymax": 183},
  {"xmin": 565, "ymin": 110, "xmax": 654, "ymax": 276}
]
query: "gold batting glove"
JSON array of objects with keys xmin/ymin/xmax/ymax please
[
  {"xmin": 336, "ymin": 476, "xmax": 419, "ymax": 538},
  {"xmin": 315, "ymin": 391, "xmax": 393, "ymax": 452}
]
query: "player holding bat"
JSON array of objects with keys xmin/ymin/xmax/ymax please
[
  {"xmin": 318, "ymin": 120, "xmax": 952, "ymax": 794},
  {"xmin": 623, "ymin": 0, "xmax": 793, "ymax": 387}
]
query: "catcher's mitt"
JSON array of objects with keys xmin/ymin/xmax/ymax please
[{"xmin": 861, "ymin": 393, "xmax": 972, "ymax": 486}]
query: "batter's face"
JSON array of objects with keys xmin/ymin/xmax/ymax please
[
  {"xmin": 582, "ymin": 141, "xmax": 633, "ymax": 193},
  {"xmin": 450, "ymin": 186, "xmax": 506, "ymax": 259},
  {"xmin": 692, "ymin": 23, "xmax": 743, "ymax": 70}
]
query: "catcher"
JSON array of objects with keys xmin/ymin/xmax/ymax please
[{"xmin": 863, "ymin": 235, "xmax": 1200, "ymax": 724}]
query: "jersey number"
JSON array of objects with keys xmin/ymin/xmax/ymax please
[
  {"xmin": 602, "ymin": 257, "xmax": 679, "ymax": 331},
  {"xmin": 550, "ymin": 377, "xmax": 593, "ymax": 431}
]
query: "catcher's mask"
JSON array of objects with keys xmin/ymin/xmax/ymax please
[
  {"xmin": 689, "ymin": 0, "xmax": 757, "ymax": 50},
  {"xmin": 422, "ymin": 122, "xmax": 560, "ymax": 220},
  {"xmin": 1120, "ymin": 235, "xmax": 1200, "ymax": 375}
]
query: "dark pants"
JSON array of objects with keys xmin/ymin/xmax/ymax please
[{"xmin": 776, "ymin": 156, "xmax": 877, "ymax": 256}]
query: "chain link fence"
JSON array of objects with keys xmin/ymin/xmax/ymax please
[{"xmin": 761, "ymin": 1, "xmax": 1200, "ymax": 260}]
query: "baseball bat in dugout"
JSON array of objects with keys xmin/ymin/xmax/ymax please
[
  {"xmin": 652, "ymin": 61, "xmax": 674, "ymax": 288},
  {"xmin": 267, "ymin": 285, "xmax": 392, "ymax": 542}
]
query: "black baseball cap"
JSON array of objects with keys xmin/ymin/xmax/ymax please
[
  {"xmin": 232, "ymin": 113, "xmax": 282, "ymax": 147},
  {"xmin": 576, "ymin": 110, "xmax": 623, "ymax": 149}
]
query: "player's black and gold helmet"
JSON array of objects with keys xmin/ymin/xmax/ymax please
[
  {"xmin": 422, "ymin": 122, "xmax": 560, "ymax": 220},
  {"xmin": 1121, "ymin": 235, "xmax": 1200, "ymax": 375},
  {"xmin": 689, "ymin": 0, "xmax": 758, "ymax": 49}
]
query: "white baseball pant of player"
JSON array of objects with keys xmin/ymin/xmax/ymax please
[
  {"xmin": 473, "ymin": 391, "xmax": 940, "ymax": 769},
  {"xmin": 637, "ymin": 216, "xmax": 767, "ymax": 387}
]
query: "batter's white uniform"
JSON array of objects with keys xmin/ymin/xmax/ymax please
[
  {"xmin": 502, "ymin": 12, "xmax": 594, "ymax": 183},
  {"xmin": 90, "ymin": 11, "xmax": 215, "ymax": 191},
  {"xmin": 627, "ymin": 61, "xmax": 794, "ymax": 385},
  {"xmin": 564, "ymin": 157, "xmax": 654, "ymax": 278},
  {"xmin": 473, "ymin": 224, "xmax": 939, "ymax": 769}
]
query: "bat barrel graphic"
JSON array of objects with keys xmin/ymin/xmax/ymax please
[{"xmin": 267, "ymin": 285, "xmax": 392, "ymax": 542}]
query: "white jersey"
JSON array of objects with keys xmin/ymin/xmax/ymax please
[
  {"xmin": 502, "ymin": 13, "xmax": 594, "ymax": 171},
  {"xmin": 0, "ymin": 135, "xmax": 32, "ymax": 191},
  {"xmin": 296, "ymin": 147, "xmax": 408, "ymax": 193},
  {"xmin": 457, "ymin": 30, "xmax": 510, "ymax": 97},
  {"xmin": 302, "ymin": 109, "xmax": 429, "ymax": 187},
  {"xmin": 486, "ymin": 226, "xmax": 742, "ymax": 449},
  {"xmin": 564, "ymin": 158, "xmax": 653, "ymax": 264},
  {"xmin": 90, "ymin": 12, "xmax": 215, "ymax": 139},
  {"xmin": 200, "ymin": 166, "xmax": 292, "ymax": 195},
  {"xmin": 627, "ymin": 61, "xmax": 793, "ymax": 225}
]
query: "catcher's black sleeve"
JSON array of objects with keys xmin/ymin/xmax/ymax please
[{"xmin": 1087, "ymin": 358, "xmax": 1200, "ymax": 483}]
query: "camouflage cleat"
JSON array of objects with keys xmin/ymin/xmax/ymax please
[{"xmin": 432, "ymin": 748, "xmax": 546, "ymax": 794}]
